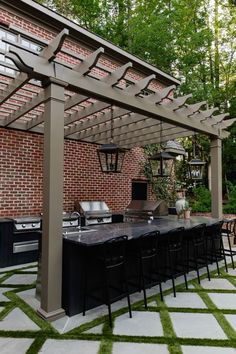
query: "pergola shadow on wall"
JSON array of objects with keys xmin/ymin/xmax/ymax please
[{"xmin": 0, "ymin": 0, "xmax": 235, "ymax": 320}]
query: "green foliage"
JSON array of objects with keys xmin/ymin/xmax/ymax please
[
  {"xmin": 142, "ymin": 154, "xmax": 177, "ymax": 206},
  {"xmin": 223, "ymin": 182, "xmax": 236, "ymax": 213},
  {"xmin": 37, "ymin": 0, "xmax": 236, "ymax": 186},
  {"xmin": 191, "ymin": 186, "xmax": 211, "ymax": 212}
]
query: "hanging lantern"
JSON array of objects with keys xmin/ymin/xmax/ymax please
[
  {"xmin": 149, "ymin": 120, "xmax": 175, "ymax": 177},
  {"xmin": 98, "ymin": 143, "xmax": 126, "ymax": 173},
  {"xmin": 149, "ymin": 151, "xmax": 174, "ymax": 178},
  {"xmin": 188, "ymin": 134, "xmax": 206, "ymax": 180},
  {"xmin": 188, "ymin": 158, "xmax": 206, "ymax": 180},
  {"xmin": 98, "ymin": 106, "xmax": 126, "ymax": 173},
  {"xmin": 164, "ymin": 140, "xmax": 186, "ymax": 157}
]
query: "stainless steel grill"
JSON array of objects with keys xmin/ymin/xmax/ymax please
[
  {"xmin": 75, "ymin": 201, "xmax": 112, "ymax": 226},
  {"xmin": 13, "ymin": 216, "xmax": 41, "ymax": 231},
  {"xmin": 124, "ymin": 200, "xmax": 168, "ymax": 222},
  {"xmin": 9, "ymin": 216, "xmax": 41, "ymax": 256},
  {"xmin": 62, "ymin": 213, "xmax": 79, "ymax": 228}
]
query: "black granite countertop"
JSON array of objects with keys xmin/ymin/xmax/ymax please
[{"xmin": 63, "ymin": 216, "xmax": 221, "ymax": 246}]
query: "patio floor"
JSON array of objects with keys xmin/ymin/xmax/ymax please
[{"xmin": 1, "ymin": 255, "xmax": 236, "ymax": 353}]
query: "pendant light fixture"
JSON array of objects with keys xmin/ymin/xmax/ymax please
[
  {"xmin": 97, "ymin": 106, "xmax": 126, "ymax": 173},
  {"xmin": 149, "ymin": 120, "xmax": 175, "ymax": 178},
  {"xmin": 188, "ymin": 134, "xmax": 206, "ymax": 180}
]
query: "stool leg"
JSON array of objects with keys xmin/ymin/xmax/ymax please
[
  {"xmin": 227, "ymin": 234, "xmax": 234, "ymax": 269},
  {"xmin": 105, "ymin": 269, "xmax": 113, "ymax": 328},
  {"xmin": 159, "ymin": 283, "xmax": 163, "ymax": 301},
  {"xmin": 172, "ymin": 277, "xmax": 176, "ymax": 297},
  {"xmin": 123, "ymin": 263, "xmax": 132, "ymax": 318}
]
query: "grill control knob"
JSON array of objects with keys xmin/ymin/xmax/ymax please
[
  {"xmin": 70, "ymin": 221, "xmax": 73, "ymax": 225},
  {"xmin": 22, "ymin": 224, "xmax": 26, "ymax": 228},
  {"xmin": 32, "ymin": 223, "xmax": 36, "ymax": 228}
]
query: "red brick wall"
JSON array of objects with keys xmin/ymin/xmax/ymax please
[
  {"xmin": 0, "ymin": 5, "xmax": 163, "ymax": 217},
  {"xmin": 0, "ymin": 128, "xmax": 152, "ymax": 216}
]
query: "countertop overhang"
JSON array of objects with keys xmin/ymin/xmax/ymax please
[{"xmin": 63, "ymin": 216, "xmax": 221, "ymax": 246}]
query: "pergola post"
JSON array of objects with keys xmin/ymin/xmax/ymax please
[
  {"xmin": 37, "ymin": 79, "xmax": 66, "ymax": 321},
  {"xmin": 210, "ymin": 137, "xmax": 223, "ymax": 218}
]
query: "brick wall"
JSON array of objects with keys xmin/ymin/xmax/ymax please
[
  {"xmin": 0, "ymin": 128, "xmax": 153, "ymax": 216},
  {"xmin": 0, "ymin": 5, "xmax": 163, "ymax": 216}
]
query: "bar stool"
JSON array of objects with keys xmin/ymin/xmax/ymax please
[
  {"xmin": 82, "ymin": 235, "xmax": 132, "ymax": 327},
  {"xmin": 184, "ymin": 223, "xmax": 210, "ymax": 284},
  {"xmin": 136, "ymin": 230, "xmax": 163, "ymax": 308},
  {"xmin": 205, "ymin": 221, "xmax": 228, "ymax": 274},
  {"xmin": 221, "ymin": 219, "xmax": 236, "ymax": 269},
  {"xmin": 159, "ymin": 227, "xmax": 188, "ymax": 297}
]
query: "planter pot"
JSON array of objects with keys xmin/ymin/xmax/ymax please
[
  {"xmin": 175, "ymin": 197, "xmax": 186, "ymax": 216},
  {"xmin": 184, "ymin": 210, "xmax": 191, "ymax": 219}
]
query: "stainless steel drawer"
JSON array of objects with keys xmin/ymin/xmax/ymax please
[{"xmin": 13, "ymin": 240, "xmax": 39, "ymax": 253}]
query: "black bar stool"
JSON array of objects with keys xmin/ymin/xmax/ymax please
[
  {"xmin": 136, "ymin": 230, "xmax": 163, "ymax": 308},
  {"xmin": 206, "ymin": 220, "xmax": 228, "ymax": 274},
  {"xmin": 184, "ymin": 223, "xmax": 210, "ymax": 284},
  {"xmin": 159, "ymin": 227, "xmax": 188, "ymax": 297},
  {"xmin": 221, "ymin": 219, "xmax": 236, "ymax": 269},
  {"xmin": 82, "ymin": 235, "xmax": 132, "ymax": 327}
]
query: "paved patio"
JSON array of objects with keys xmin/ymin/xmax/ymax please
[{"xmin": 1, "ymin": 254, "xmax": 236, "ymax": 353}]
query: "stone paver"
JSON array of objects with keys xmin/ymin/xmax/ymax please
[
  {"xmin": 208, "ymin": 293, "xmax": 236, "ymax": 309},
  {"xmin": 112, "ymin": 342, "xmax": 169, "ymax": 354},
  {"xmin": 2, "ymin": 273, "xmax": 37, "ymax": 285},
  {"xmin": 113, "ymin": 311, "xmax": 163, "ymax": 337},
  {"xmin": 182, "ymin": 346, "xmax": 236, "ymax": 353},
  {"xmin": 0, "ymin": 287, "xmax": 13, "ymax": 301},
  {"xmin": 164, "ymin": 292, "xmax": 206, "ymax": 308},
  {"xmin": 17, "ymin": 288, "xmax": 40, "ymax": 311},
  {"xmin": 0, "ymin": 308, "xmax": 40, "ymax": 331},
  {"xmin": 22, "ymin": 267, "xmax": 38, "ymax": 272},
  {"xmin": 0, "ymin": 337, "xmax": 34, "ymax": 354},
  {"xmin": 169, "ymin": 312, "xmax": 227, "ymax": 339},
  {"xmin": 224, "ymin": 314, "xmax": 236, "ymax": 330},
  {"xmin": 200, "ymin": 278, "xmax": 235, "ymax": 290},
  {"xmin": 39, "ymin": 339, "xmax": 100, "ymax": 353},
  {"xmin": 227, "ymin": 268, "xmax": 236, "ymax": 276},
  {"xmin": 84, "ymin": 323, "xmax": 104, "ymax": 334}
]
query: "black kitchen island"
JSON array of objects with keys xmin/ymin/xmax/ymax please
[{"xmin": 62, "ymin": 216, "xmax": 221, "ymax": 316}]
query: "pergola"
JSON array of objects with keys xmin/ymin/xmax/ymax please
[{"xmin": 0, "ymin": 20, "xmax": 235, "ymax": 320}]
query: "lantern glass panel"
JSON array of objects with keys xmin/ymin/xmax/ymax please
[
  {"xmin": 189, "ymin": 159, "xmax": 206, "ymax": 180},
  {"xmin": 98, "ymin": 145, "xmax": 125, "ymax": 173}
]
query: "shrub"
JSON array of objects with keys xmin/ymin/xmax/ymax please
[
  {"xmin": 223, "ymin": 182, "xmax": 236, "ymax": 214},
  {"xmin": 191, "ymin": 186, "xmax": 211, "ymax": 212}
]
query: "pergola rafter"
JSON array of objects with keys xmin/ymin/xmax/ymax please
[
  {"xmin": 0, "ymin": 27, "xmax": 234, "ymax": 146},
  {"xmin": 1, "ymin": 1, "xmax": 235, "ymax": 323}
]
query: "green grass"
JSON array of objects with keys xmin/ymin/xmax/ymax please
[{"xmin": 1, "ymin": 263, "xmax": 236, "ymax": 353}]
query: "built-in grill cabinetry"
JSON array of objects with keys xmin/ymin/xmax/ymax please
[
  {"xmin": 124, "ymin": 200, "xmax": 168, "ymax": 222},
  {"xmin": 0, "ymin": 217, "xmax": 41, "ymax": 268},
  {"xmin": 75, "ymin": 201, "xmax": 112, "ymax": 226}
]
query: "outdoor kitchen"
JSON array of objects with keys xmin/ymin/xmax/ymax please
[{"xmin": 0, "ymin": 3, "xmax": 235, "ymax": 349}]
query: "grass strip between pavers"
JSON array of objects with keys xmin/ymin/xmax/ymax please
[{"xmin": 1, "ymin": 262, "xmax": 236, "ymax": 353}]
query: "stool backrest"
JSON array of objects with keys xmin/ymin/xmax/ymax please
[
  {"xmin": 206, "ymin": 221, "xmax": 224, "ymax": 239},
  {"xmin": 102, "ymin": 235, "xmax": 128, "ymax": 267},
  {"xmin": 138, "ymin": 230, "xmax": 160, "ymax": 257},
  {"xmin": 223, "ymin": 219, "xmax": 236, "ymax": 236},
  {"xmin": 166, "ymin": 227, "xmax": 185, "ymax": 251},
  {"xmin": 185, "ymin": 223, "xmax": 206, "ymax": 245}
]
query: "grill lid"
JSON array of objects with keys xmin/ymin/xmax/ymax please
[
  {"xmin": 76, "ymin": 201, "xmax": 111, "ymax": 216},
  {"xmin": 12, "ymin": 216, "xmax": 41, "ymax": 224},
  {"xmin": 125, "ymin": 200, "xmax": 168, "ymax": 217}
]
